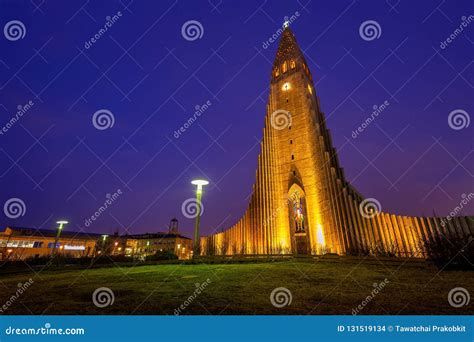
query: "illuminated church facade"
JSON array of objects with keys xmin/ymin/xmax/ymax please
[{"xmin": 201, "ymin": 24, "xmax": 473, "ymax": 257}]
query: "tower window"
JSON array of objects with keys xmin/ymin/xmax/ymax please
[
  {"xmin": 274, "ymin": 68, "xmax": 280, "ymax": 77},
  {"xmin": 290, "ymin": 140, "xmax": 292, "ymax": 144},
  {"xmin": 293, "ymin": 170, "xmax": 296, "ymax": 176},
  {"xmin": 290, "ymin": 60, "xmax": 296, "ymax": 69},
  {"xmin": 282, "ymin": 62, "xmax": 287, "ymax": 73},
  {"xmin": 291, "ymin": 154, "xmax": 294, "ymax": 160}
]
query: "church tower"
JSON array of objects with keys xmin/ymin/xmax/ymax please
[
  {"xmin": 169, "ymin": 217, "xmax": 179, "ymax": 235},
  {"xmin": 200, "ymin": 23, "xmax": 474, "ymax": 257},
  {"xmin": 268, "ymin": 23, "xmax": 338, "ymax": 254}
]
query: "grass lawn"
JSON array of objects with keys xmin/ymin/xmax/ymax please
[{"xmin": 0, "ymin": 258, "xmax": 473, "ymax": 315}]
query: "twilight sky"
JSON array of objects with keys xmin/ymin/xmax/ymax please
[{"xmin": 0, "ymin": 0, "xmax": 472, "ymax": 238}]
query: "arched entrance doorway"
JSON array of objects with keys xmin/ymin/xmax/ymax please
[{"xmin": 288, "ymin": 184, "xmax": 310, "ymax": 255}]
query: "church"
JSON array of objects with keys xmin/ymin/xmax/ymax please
[{"xmin": 201, "ymin": 23, "xmax": 473, "ymax": 257}]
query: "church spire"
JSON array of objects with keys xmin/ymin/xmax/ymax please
[{"xmin": 272, "ymin": 24, "xmax": 312, "ymax": 82}]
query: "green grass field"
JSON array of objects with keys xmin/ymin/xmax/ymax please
[{"xmin": 0, "ymin": 258, "xmax": 473, "ymax": 315}]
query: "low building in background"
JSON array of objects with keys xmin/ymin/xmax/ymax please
[
  {"xmin": 0, "ymin": 226, "xmax": 101, "ymax": 260},
  {"xmin": 122, "ymin": 232, "xmax": 192, "ymax": 259},
  {"xmin": 120, "ymin": 218, "xmax": 193, "ymax": 259},
  {"xmin": 0, "ymin": 218, "xmax": 193, "ymax": 261}
]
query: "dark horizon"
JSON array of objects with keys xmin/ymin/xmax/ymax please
[{"xmin": 0, "ymin": 0, "xmax": 472, "ymax": 239}]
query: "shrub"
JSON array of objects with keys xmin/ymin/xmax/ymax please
[
  {"xmin": 145, "ymin": 250, "xmax": 178, "ymax": 261},
  {"xmin": 422, "ymin": 233, "xmax": 473, "ymax": 270},
  {"xmin": 369, "ymin": 241, "xmax": 399, "ymax": 257}
]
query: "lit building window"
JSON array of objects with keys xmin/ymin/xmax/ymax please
[
  {"xmin": 274, "ymin": 68, "xmax": 280, "ymax": 77},
  {"xmin": 282, "ymin": 61, "xmax": 287, "ymax": 73},
  {"xmin": 290, "ymin": 60, "xmax": 296, "ymax": 69},
  {"xmin": 307, "ymin": 84, "xmax": 312, "ymax": 94}
]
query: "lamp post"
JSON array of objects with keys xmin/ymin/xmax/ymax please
[
  {"xmin": 191, "ymin": 179, "xmax": 209, "ymax": 258},
  {"xmin": 51, "ymin": 220, "xmax": 68, "ymax": 257},
  {"xmin": 101, "ymin": 235, "xmax": 108, "ymax": 255}
]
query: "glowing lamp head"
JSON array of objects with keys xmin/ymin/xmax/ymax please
[
  {"xmin": 56, "ymin": 220, "xmax": 68, "ymax": 229},
  {"xmin": 191, "ymin": 179, "xmax": 209, "ymax": 192},
  {"xmin": 102, "ymin": 235, "xmax": 108, "ymax": 241}
]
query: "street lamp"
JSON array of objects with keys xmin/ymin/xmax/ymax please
[
  {"xmin": 51, "ymin": 220, "xmax": 68, "ymax": 257},
  {"xmin": 191, "ymin": 179, "xmax": 209, "ymax": 257},
  {"xmin": 101, "ymin": 235, "xmax": 108, "ymax": 255}
]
